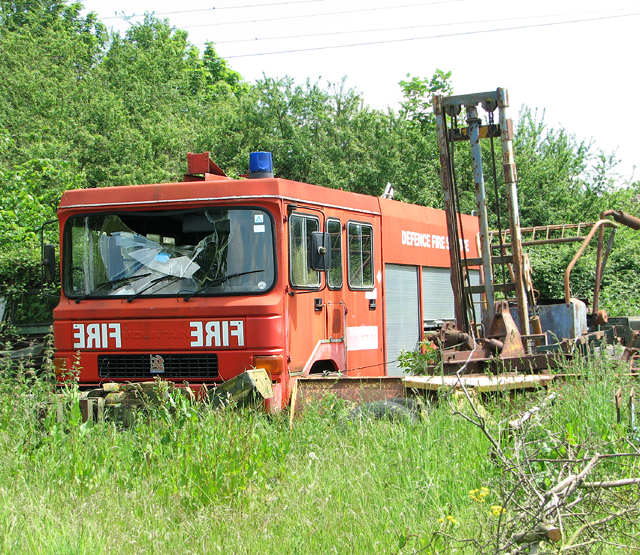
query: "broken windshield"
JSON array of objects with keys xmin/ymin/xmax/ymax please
[{"xmin": 64, "ymin": 208, "xmax": 276, "ymax": 299}]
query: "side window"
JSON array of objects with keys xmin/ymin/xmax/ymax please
[
  {"xmin": 289, "ymin": 213, "xmax": 320, "ymax": 288},
  {"xmin": 327, "ymin": 219, "xmax": 342, "ymax": 289},
  {"xmin": 347, "ymin": 221, "xmax": 374, "ymax": 289}
]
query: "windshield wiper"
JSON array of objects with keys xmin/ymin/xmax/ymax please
[
  {"xmin": 74, "ymin": 273, "xmax": 151, "ymax": 303},
  {"xmin": 183, "ymin": 269, "xmax": 264, "ymax": 301},
  {"xmin": 126, "ymin": 274, "xmax": 181, "ymax": 303}
]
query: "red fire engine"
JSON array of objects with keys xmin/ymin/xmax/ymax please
[{"xmin": 52, "ymin": 152, "xmax": 479, "ymax": 410}]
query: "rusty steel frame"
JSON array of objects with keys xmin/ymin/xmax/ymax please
[
  {"xmin": 498, "ymin": 88, "xmax": 529, "ymax": 337},
  {"xmin": 435, "ymin": 89, "xmax": 529, "ymax": 336},
  {"xmin": 594, "ymin": 210, "xmax": 640, "ymax": 313},
  {"xmin": 563, "ymin": 219, "xmax": 617, "ymax": 304},
  {"xmin": 466, "ymin": 104, "xmax": 495, "ymax": 327},
  {"xmin": 491, "ymin": 221, "xmax": 603, "ymax": 244},
  {"xmin": 434, "ymin": 96, "xmax": 467, "ymax": 331},
  {"xmin": 290, "ymin": 376, "xmax": 407, "ymax": 420}
]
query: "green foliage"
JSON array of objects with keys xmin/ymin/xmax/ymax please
[
  {"xmin": 0, "ymin": 5, "xmax": 247, "ymax": 189},
  {"xmin": 399, "ymin": 68, "xmax": 453, "ymax": 125},
  {"xmin": 398, "ymin": 341, "xmax": 441, "ymax": 375},
  {"xmin": 0, "ymin": 156, "xmax": 80, "ymax": 244},
  {"xmin": 199, "ymin": 42, "xmax": 246, "ymax": 93},
  {"xmin": 513, "ymin": 108, "xmax": 618, "ymax": 227},
  {"xmin": 0, "ymin": 151, "xmax": 77, "ymax": 290},
  {"xmin": 0, "ymin": 2, "xmax": 106, "ymax": 163}
]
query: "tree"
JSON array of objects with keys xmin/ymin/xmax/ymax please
[
  {"xmin": 0, "ymin": 133, "xmax": 82, "ymax": 289},
  {"xmin": 513, "ymin": 108, "xmax": 617, "ymax": 227},
  {"xmin": 0, "ymin": 0, "xmax": 106, "ymax": 168},
  {"xmin": 398, "ymin": 69, "xmax": 453, "ymax": 126}
]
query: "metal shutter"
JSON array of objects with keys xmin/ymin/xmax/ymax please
[
  {"xmin": 468, "ymin": 269, "xmax": 483, "ymax": 325},
  {"xmin": 384, "ymin": 264, "xmax": 420, "ymax": 376},
  {"xmin": 422, "ymin": 267, "xmax": 455, "ymax": 325},
  {"xmin": 421, "ymin": 267, "xmax": 483, "ymax": 328}
]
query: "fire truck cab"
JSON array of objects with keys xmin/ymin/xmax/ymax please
[{"xmin": 52, "ymin": 153, "xmax": 479, "ymax": 410}]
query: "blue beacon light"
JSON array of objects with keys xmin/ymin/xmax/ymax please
[{"xmin": 248, "ymin": 152, "xmax": 274, "ymax": 178}]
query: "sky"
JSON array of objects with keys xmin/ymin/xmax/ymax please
[{"xmin": 81, "ymin": 0, "xmax": 640, "ymax": 183}]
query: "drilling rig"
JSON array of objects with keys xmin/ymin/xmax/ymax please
[{"xmin": 430, "ymin": 88, "xmax": 640, "ymax": 375}]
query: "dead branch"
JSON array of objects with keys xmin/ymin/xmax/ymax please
[
  {"xmin": 512, "ymin": 523, "xmax": 562, "ymax": 544},
  {"xmin": 543, "ymin": 454, "xmax": 600, "ymax": 516},
  {"xmin": 531, "ymin": 452, "xmax": 640, "ymax": 463},
  {"xmin": 562, "ymin": 507, "xmax": 634, "ymax": 551},
  {"xmin": 508, "ymin": 392, "xmax": 557, "ymax": 432},
  {"xmin": 447, "ymin": 366, "xmax": 640, "ymax": 554},
  {"xmin": 581, "ymin": 477, "xmax": 640, "ymax": 488}
]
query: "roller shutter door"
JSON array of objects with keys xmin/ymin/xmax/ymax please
[
  {"xmin": 384, "ymin": 264, "xmax": 420, "ymax": 376},
  {"xmin": 422, "ymin": 267, "xmax": 483, "ymax": 328},
  {"xmin": 468, "ymin": 269, "xmax": 483, "ymax": 325},
  {"xmin": 422, "ymin": 267, "xmax": 455, "ymax": 325}
]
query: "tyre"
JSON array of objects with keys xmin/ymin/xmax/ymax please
[{"xmin": 348, "ymin": 398, "xmax": 422, "ymax": 423}]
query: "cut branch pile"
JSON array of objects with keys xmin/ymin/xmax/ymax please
[{"xmin": 448, "ymin": 370, "xmax": 640, "ymax": 554}]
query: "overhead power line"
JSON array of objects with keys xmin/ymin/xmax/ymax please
[
  {"xmin": 214, "ymin": 11, "xmax": 640, "ymax": 58},
  {"xmin": 100, "ymin": 0, "xmax": 468, "ymax": 26},
  {"xmin": 181, "ymin": 0, "xmax": 467, "ymax": 28},
  {"xmin": 212, "ymin": 6, "xmax": 639, "ymax": 45},
  {"xmin": 101, "ymin": 0, "xmax": 328, "ymax": 19}
]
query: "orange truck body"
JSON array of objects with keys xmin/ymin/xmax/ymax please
[{"xmin": 53, "ymin": 164, "xmax": 479, "ymax": 410}]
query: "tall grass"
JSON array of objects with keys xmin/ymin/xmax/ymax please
[{"xmin": 0, "ymin": 350, "xmax": 637, "ymax": 554}]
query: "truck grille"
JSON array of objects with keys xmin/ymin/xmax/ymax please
[{"xmin": 97, "ymin": 354, "xmax": 219, "ymax": 380}]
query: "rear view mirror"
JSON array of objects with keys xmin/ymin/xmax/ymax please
[
  {"xmin": 43, "ymin": 244, "xmax": 56, "ymax": 283},
  {"xmin": 310, "ymin": 231, "xmax": 331, "ymax": 271}
]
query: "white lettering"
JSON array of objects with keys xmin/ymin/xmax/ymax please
[
  {"xmin": 403, "ymin": 230, "xmax": 460, "ymax": 251},
  {"xmin": 73, "ymin": 323, "xmax": 122, "ymax": 349},
  {"xmin": 101, "ymin": 323, "xmax": 108, "ymax": 348},
  {"xmin": 205, "ymin": 320, "xmax": 220, "ymax": 347},
  {"xmin": 190, "ymin": 321, "xmax": 204, "ymax": 347},
  {"xmin": 73, "ymin": 323, "xmax": 85, "ymax": 349},
  {"xmin": 86, "ymin": 323, "xmax": 101, "ymax": 348},
  {"xmin": 72, "ymin": 320, "xmax": 244, "ymax": 350},
  {"xmin": 108, "ymin": 323, "xmax": 121, "ymax": 348},
  {"xmin": 222, "ymin": 320, "xmax": 229, "ymax": 347},
  {"xmin": 230, "ymin": 320, "xmax": 244, "ymax": 347},
  {"xmin": 191, "ymin": 320, "xmax": 245, "ymax": 348}
]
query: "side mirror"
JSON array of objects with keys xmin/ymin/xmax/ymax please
[
  {"xmin": 43, "ymin": 244, "xmax": 57, "ymax": 283},
  {"xmin": 310, "ymin": 231, "xmax": 331, "ymax": 271}
]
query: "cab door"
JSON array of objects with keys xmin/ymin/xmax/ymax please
[
  {"xmin": 342, "ymin": 218, "xmax": 384, "ymax": 376},
  {"xmin": 324, "ymin": 218, "xmax": 347, "ymax": 369},
  {"xmin": 286, "ymin": 211, "xmax": 327, "ymax": 374}
]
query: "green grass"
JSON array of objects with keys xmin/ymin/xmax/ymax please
[{"xmin": 0, "ymin": 351, "xmax": 638, "ymax": 554}]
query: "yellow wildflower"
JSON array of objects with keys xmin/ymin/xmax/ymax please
[
  {"xmin": 469, "ymin": 487, "xmax": 490, "ymax": 503},
  {"xmin": 490, "ymin": 505, "xmax": 506, "ymax": 516}
]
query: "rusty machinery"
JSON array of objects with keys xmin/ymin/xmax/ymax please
[{"xmin": 432, "ymin": 89, "xmax": 640, "ymax": 375}]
